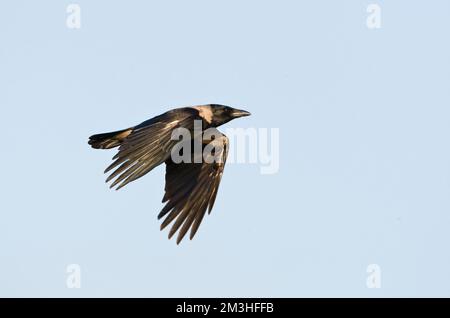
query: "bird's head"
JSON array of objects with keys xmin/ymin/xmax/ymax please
[{"xmin": 206, "ymin": 104, "xmax": 251, "ymax": 127}]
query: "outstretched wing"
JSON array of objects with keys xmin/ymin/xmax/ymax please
[
  {"xmin": 105, "ymin": 108, "xmax": 200, "ymax": 190},
  {"xmin": 159, "ymin": 130, "xmax": 229, "ymax": 244}
]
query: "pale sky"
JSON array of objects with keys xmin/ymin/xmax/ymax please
[{"xmin": 1, "ymin": 0, "xmax": 450, "ymax": 297}]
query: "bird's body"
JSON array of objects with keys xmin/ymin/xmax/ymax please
[{"xmin": 88, "ymin": 104, "xmax": 250, "ymax": 244}]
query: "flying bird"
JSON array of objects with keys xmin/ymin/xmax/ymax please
[{"xmin": 88, "ymin": 104, "xmax": 251, "ymax": 244}]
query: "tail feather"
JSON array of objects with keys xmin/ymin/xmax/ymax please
[{"xmin": 88, "ymin": 128, "xmax": 133, "ymax": 149}]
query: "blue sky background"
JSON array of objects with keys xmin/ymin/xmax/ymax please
[{"xmin": 1, "ymin": 0, "xmax": 450, "ymax": 297}]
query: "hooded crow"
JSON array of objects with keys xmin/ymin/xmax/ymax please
[{"xmin": 88, "ymin": 104, "xmax": 251, "ymax": 244}]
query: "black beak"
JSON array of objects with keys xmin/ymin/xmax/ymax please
[{"xmin": 231, "ymin": 108, "xmax": 251, "ymax": 118}]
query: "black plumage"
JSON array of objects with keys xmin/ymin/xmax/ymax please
[{"xmin": 88, "ymin": 104, "xmax": 250, "ymax": 244}]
